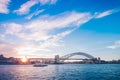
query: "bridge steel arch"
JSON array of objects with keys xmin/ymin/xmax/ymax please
[{"xmin": 60, "ymin": 52, "xmax": 95, "ymax": 61}]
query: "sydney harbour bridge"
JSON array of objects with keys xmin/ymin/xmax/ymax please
[{"xmin": 29, "ymin": 52, "xmax": 101, "ymax": 64}]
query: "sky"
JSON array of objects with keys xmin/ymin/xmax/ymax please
[{"xmin": 0, "ymin": 0, "xmax": 120, "ymax": 60}]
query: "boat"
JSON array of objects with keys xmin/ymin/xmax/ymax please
[{"xmin": 33, "ymin": 63, "xmax": 48, "ymax": 67}]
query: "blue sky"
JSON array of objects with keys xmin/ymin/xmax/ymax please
[{"xmin": 0, "ymin": 0, "xmax": 120, "ymax": 60}]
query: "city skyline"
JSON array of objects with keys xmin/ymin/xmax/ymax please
[{"xmin": 0, "ymin": 0, "xmax": 120, "ymax": 60}]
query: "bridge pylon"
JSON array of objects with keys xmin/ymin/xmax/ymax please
[{"xmin": 54, "ymin": 55, "xmax": 60, "ymax": 64}]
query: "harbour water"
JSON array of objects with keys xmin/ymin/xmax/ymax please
[{"xmin": 0, "ymin": 64, "xmax": 120, "ymax": 80}]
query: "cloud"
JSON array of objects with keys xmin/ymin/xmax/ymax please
[
  {"xmin": 1, "ymin": 11, "xmax": 92, "ymax": 56},
  {"xmin": 39, "ymin": 0, "xmax": 57, "ymax": 5},
  {"xmin": 2, "ymin": 23, "xmax": 23, "ymax": 35},
  {"xmin": 25, "ymin": 9, "xmax": 45, "ymax": 19},
  {"xmin": 0, "ymin": 42, "xmax": 17, "ymax": 57},
  {"xmin": 39, "ymin": 29, "xmax": 74, "ymax": 48},
  {"xmin": 14, "ymin": 0, "xmax": 57, "ymax": 15},
  {"xmin": 13, "ymin": 29, "xmax": 75, "ymax": 55},
  {"xmin": 107, "ymin": 40, "xmax": 120, "ymax": 49},
  {"xmin": 14, "ymin": 0, "xmax": 38, "ymax": 15},
  {"xmin": 14, "ymin": 29, "xmax": 74, "ymax": 56},
  {"xmin": 95, "ymin": 9, "xmax": 119, "ymax": 18},
  {"xmin": 0, "ymin": 0, "xmax": 10, "ymax": 14},
  {"xmin": 4, "ymin": 11, "xmax": 92, "ymax": 41},
  {"xmin": 0, "ymin": 35, "xmax": 5, "ymax": 40}
]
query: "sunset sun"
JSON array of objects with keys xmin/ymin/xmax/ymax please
[{"xmin": 21, "ymin": 57, "xmax": 28, "ymax": 63}]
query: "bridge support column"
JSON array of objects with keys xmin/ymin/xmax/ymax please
[{"xmin": 54, "ymin": 55, "xmax": 60, "ymax": 64}]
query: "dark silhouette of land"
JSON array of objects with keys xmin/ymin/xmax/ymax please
[{"xmin": 0, "ymin": 54, "xmax": 120, "ymax": 65}]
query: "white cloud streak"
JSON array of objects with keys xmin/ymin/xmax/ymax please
[
  {"xmin": 95, "ymin": 9, "xmax": 119, "ymax": 18},
  {"xmin": 14, "ymin": 0, "xmax": 38, "ymax": 15},
  {"xmin": 107, "ymin": 40, "xmax": 120, "ymax": 49},
  {"xmin": 0, "ymin": 0, "xmax": 10, "ymax": 14},
  {"xmin": 14, "ymin": 0, "xmax": 57, "ymax": 15},
  {"xmin": 25, "ymin": 9, "xmax": 45, "ymax": 19},
  {"xmin": 4, "ymin": 12, "xmax": 92, "ymax": 41}
]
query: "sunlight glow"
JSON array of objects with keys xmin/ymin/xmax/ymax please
[{"xmin": 21, "ymin": 57, "xmax": 28, "ymax": 63}]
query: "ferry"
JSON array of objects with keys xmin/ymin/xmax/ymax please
[{"xmin": 33, "ymin": 62, "xmax": 48, "ymax": 67}]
